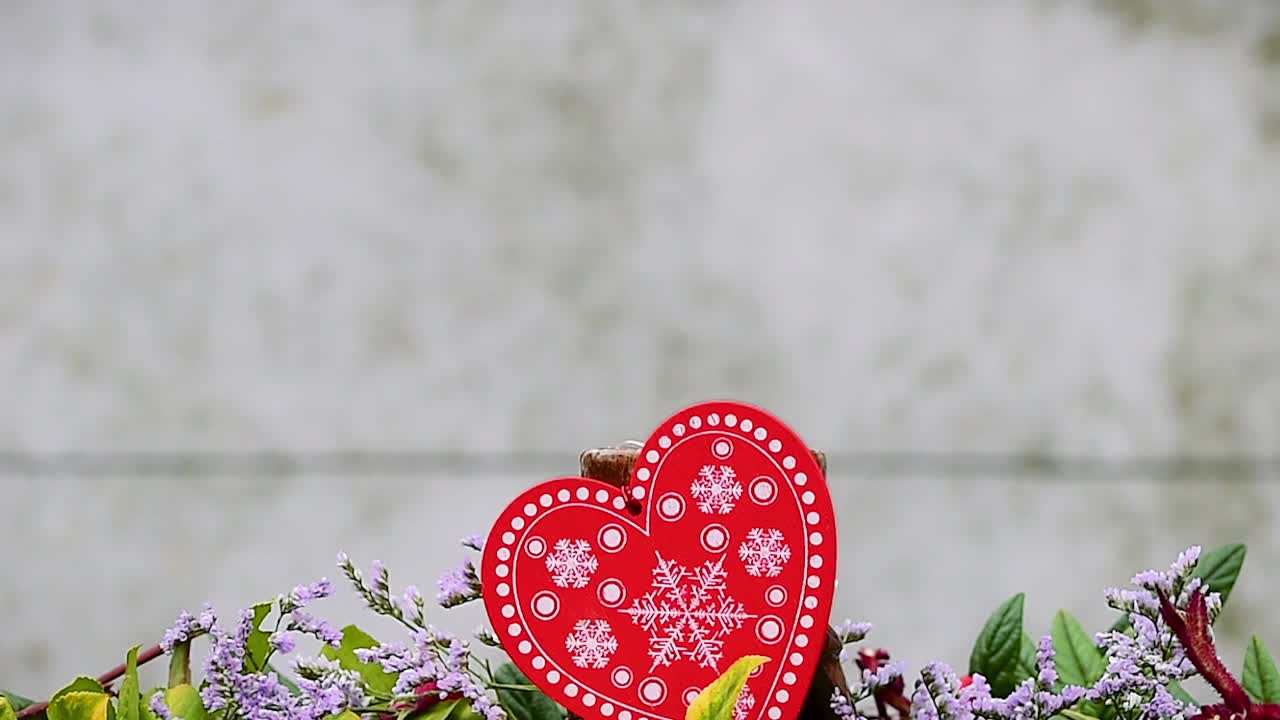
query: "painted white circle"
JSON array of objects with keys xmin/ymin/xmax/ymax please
[
  {"xmin": 495, "ymin": 564, "xmax": 509, "ymax": 578},
  {"xmin": 632, "ymin": 486, "xmax": 646, "ymax": 500},
  {"xmin": 496, "ymin": 583, "xmax": 510, "ymax": 597},
  {"xmin": 511, "ymin": 517, "xmax": 525, "ymax": 530},
  {"xmin": 800, "ymin": 615, "xmax": 814, "ymax": 628},
  {"xmin": 765, "ymin": 585, "xmax": 787, "ymax": 607},
  {"xmin": 783, "ymin": 672, "xmax": 797, "ymax": 685},
  {"xmin": 711, "ymin": 438, "xmax": 733, "ymax": 459},
  {"xmin": 502, "ymin": 604, "xmax": 515, "ymax": 618},
  {"xmin": 596, "ymin": 489, "xmax": 610, "ymax": 503},
  {"xmin": 532, "ymin": 591, "xmax": 560, "ymax": 620},
  {"xmin": 502, "ymin": 531, "xmax": 516, "ymax": 544},
  {"xmin": 658, "ymin": 435, "xmax": 671, "ymax": 449},
  {"xmin": 576, "ymin": 487, "xmax": 591, "ymax": 501},
  {"xmin": 769, "ymin": 439, "xmax": 782, "ymax": 453},
  {"xmin": 637, "ymin": 468, "xmax": 651, "ymax": 481},
  {"xmin": 807, "ymin": 575, "xmax": 821, "ymax": 589},
  {"xmin": 794, "ymin": 472, "xmax": 807, "ymax": 486},
  {"xmin": 802, "ymin": 491, "xmax": 815, "ymax": 505},
  {"xmin": 639, "ymin": 677, "xmax": 668, "ymax": 706},
  {"xmin": 672, "ymin": 423, "xmax": 685, "ymax": 436},
  {"xmin": 525, "ymin": 537, "xmax": 547, "ymax": 558},
  {"xmin": 804, "ymin": 596, "xmax": 818, "ymax": 610},
  {"xmin": 756, "ymin": 616, "xmax": 784, "ymax": 644},
  {"xmin": 497, "ymin": 548, "xmax": 511, "ymax": 561},
  {"xmin": 524, "ymin": 503, "xmax": 538, "ymax": 516},
  {"xmin": 598, "ymin": 525, "xmax": 626, "ymax": 552},
  {"xmin": 740, "ymin": 418, "xmax": 753, "ymax": 431},
  {"xmin": 507, "ymin": 623, "xmax": 522, "ymax": 637},
  {"xmin": 564, "ymin": 684, "xmax": 578, "ymax": 698},
  {"xmin": 796, "ymin": 635, "xmax": 810, "ymax": 648},
  {"xmin": 657, "ymin": 493, "xmax": 685, "ymax": 521},
  {"xmin": 810, "ymin": 531, "xmax": 824, "ymax": 545},
  {"xmin": 645, "ymin": 449, "xmax": 660, "ymax": 463},
  {"xmin": 611, "ymin": 667, "xmax": 634, "ymax": 689},
  {"xmin": 783, "ymin": 456, "xmax": 796, "ymax": 470},
  {"xmin": 754, "ymin": 427, "xmax": 767, "ymax": 440},
  {"xmin": 708, "ymin": 413, "xmax": 720, "ymax": 426},
  {"xmin": 750, "ymin": 476, "xmax": 777, "ymax": 505},
  {"xmin": 601, "ymin": 703, "xmax": 614, "ymax": 717},
  {"xmin": 682, "ymin": 688, "xmax": 700, "ymax": 706},
  {"xmin": 618, "ymin": 711, "xmax": 632, "ymax": 720},
  {"xmin": 689, "ymin": 416, "xmax": 702, "ymax": 429},
  {"xmin": 539, "ymin": 493, "xmax": 553, "ymax": 507},
  {"xmin": 805, "ymin": 512, "xmax": 819, "ymax": 525},
  {"xmin": 546, "ymin": 670, "xmax": 560, "ymax": 684},
  {"xmin": 776, "ymin": 690, "xmax": 790, "ymax": 703},
  {"xmin": 597, "ymin": 579, "xmax": 626, "ymax": 607},
  {"xmin": 532, "ymin": 657, "xmax": 546, "ymax": 670},
  {"xmin": 700, "ymin": 524, "xmax": 729, "ymax": 553},
  {"xmin": 810, "ymin": 556, "xmax": 823, "ymax": 569},
  {"xmin": 769, "ymin": 708, "xmax": 782, "ymax": 720},
  {"xmin": 790, "ymin": 653, "xmax": 804, "ymax": 666},
  {"xmin": 724, "ymin": 413, "xmax": 737, "ymax": 426},
  {"xmin": 582, "ymin": 694, "xmax": 595, "ymax": 707},
  {"xmin": 517, "ymin": 640, "xmax": 532, "ymax": 654},
  {"xmin": 558, "ymin": 489, "xmax": 571, "ymax": 502},
  {"xmin": 612, "ymin": 496, "xmax": 627, "ymax": 510}
]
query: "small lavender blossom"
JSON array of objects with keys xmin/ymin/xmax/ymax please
[
  {"xmin": 281, "ymin": 578, "xmax": 335, "ymax": 613},
  {"xmin": 1035, "ymin": 634, "xmax": 1058, "ymax": 689},
  {"xmin": 161, "ymin": 604, "xmax": 217, "ymax": 653},
  {"xmin": 830, "ymin": 688, "xmax": 860, "ymax": 720},
  {"xmin": 149, "ymin": 691, "xmax": 176, "ymax": 720},
  {"xmin": 474, "ymin": 626, "xmax": 502, "ymax": 648},
  {"xmin": 437, "ymin": 559, "xmax": 482, "ymax": 608},
  {"xmin": 461, "ymin": 535, "xmax": 485, "ymax": 552},
  {"xmin": 287, "ymin": 610, "xmax": 343, "ymax": 647},
  {"xmin": 862, "ymin": 660, "xmax": 906, "ymax": 691},
  {"xmin": 269, "ymin": 631, "xmax": 297, "ymax": 654},
  {"xmin": 834, "ymin": 619, "xmax": 874, "ymax": 645}
]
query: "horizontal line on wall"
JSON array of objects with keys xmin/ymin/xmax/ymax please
[{"xmin": 0, "ymin": 451, "xmax": 1276, "ymax": 478}]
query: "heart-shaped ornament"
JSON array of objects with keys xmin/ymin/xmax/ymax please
[{"xmin": 481, "ymin": 401, "xmax": 838, "ymax": 720}]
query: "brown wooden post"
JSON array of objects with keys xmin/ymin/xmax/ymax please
[{"xmin": 578, "ymin": 446, "xmax": 850, "ymax": 720}]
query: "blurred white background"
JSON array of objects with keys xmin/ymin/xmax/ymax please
[{"xmin": 2, "ymin": 0, "xmax": 1280, "ymax": 700}]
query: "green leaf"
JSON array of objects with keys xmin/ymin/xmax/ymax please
[
  {"xmin": 407, "ymin": 701, "xmax": 461, "ymax": 720},
  {"xmin": 51, "ymin": 680, "xmax": 106, "ymax": 704},
  {"xmin": 2, "ymin": 696, "xmax": 19, "ymax": 720},
  {"xmin": 1051, "ymin": 611, "xmax": 1106, "ymax": 687},
  {"xmin": 1243, "ymin": 635, "xmax": 1280, "ymax": 703},
  {"xmin": 491, "ymin": 663, "xmax": 565, "ymax": 720},
  {"xmin": 1060, "ymin": 710, "xmax": 1104, "ymax": 720},
  {"xmin": 1166, "ymin": 681, "xmax": 1197, "ymax": 705},
  {"xmin": 161, "ymin": 685, "xmax": 207, "ymax": 720},
  {"xmin": 319, "ymin": 625, "xmax": 397, "ymax": 697},
  {"xmin": 969, "ymin": 593, "xmax": 1026, "ymax": 697},
  {"xmin": 444, "ymin": 702, "xmax": 484, "ymax": 720},
  {"xmin": 244, "ymin": 602, "xmax": 275, "ymax": 673},
  {"xmin": 139, "ymin": 688, "xmax": 165, "ymax": 720},
  {"xmin": 1015, "ymin": 632, "xmax": 1036, "ymax": 684},
  {"xmin": 2, "ymin": 693, "xmax": 36, "ymax": 713},
  {"xmin": 686, "ymin": 655, "xmax": 770, "ymax": 720},
  {"xmin": 266, "ymin": 665, "xmax": 301, "ymax": 696},
  {"xmin": 118, "ymin": 645, "xmax": 141, "ymax": 720},
  {"xmin": 46, "ymin": 693, "xmax": 110, "ymax": 720},
  {"xmin": 1195, "ymin": 543, "xmax": 1247, "ymax": 605},
  {"xmin": 167, "ymin": 641, "xmax": 191, "ymax": 689}
]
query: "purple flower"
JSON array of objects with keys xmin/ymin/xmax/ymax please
[
  {"xmin": 830, "ymin": 688, "xmax": 859, "ymax": 720},
  {"xmin": 1035, "ymin": 634, "xmax": 1058, "ymax": 689},
  {"xmin": 161, "ymin": 604, "xmax": 217, "ymax": 653},
  {"xmin": 287, "ymin": 610, "xmax": 343, "ymax": 647},
  {"xmin": 437, "ymin": 559, "xmax": 482, "ymax": 608},
  {"xmin": 834, "ymin": 619, "xmax": 874, "ymax": 644},
  {"xmin": 269, "ymin": 632, "xmax": 297, "ymax": 654},
  {"xmin": 461, "ymin": 535, "xmax": 485, "ymax": 552},
  {"xmin": 148, "ymin": 692, "xmax": 174, "ymax": 720},
  {"xmin": 283, "ymin": 578, "xmax": 335, "ymax": 612}
]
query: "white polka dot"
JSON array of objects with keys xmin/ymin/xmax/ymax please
[
  {"xmin": 802, "ymin": 491, "xmax": 815, "ymax": 505},
  {"xmin": 724, "ymin": 413, "xmax": 737, "ymax": 427},
  {"xmin": 639, "ymin": 678, "xmax": 667, "ymax": 705},
  {"xmin": 790, "ymin": 653, "xmax": 804, "ymax": 666},
  {"xmin": 658, "ymin": 436, "xmax": 671, "ymax": 449},
  {"xmin": 700, "ymin": 524, "xmax": 729, "ymax": 552},
  {"xmin": 546, "ymin": 670, "xmax": 560, "ymax": 684},
  {"xmin": 619, "ymin": 712, "xmax": 632, "ymax": 720},
  {"xmin": 496, "ymin": 583, "xmax": 510, "ymax": 597},
  {"xmin": 754, "ymin": 427, "xmax": 767, "ymax": 440},
  {"xmin": 511, "ymin": 517, "xmax": 525, "ymax": 530},
  {"xmin": 775, "ymin": 690, "xmax": 790, "ymax": 703},
  {"xmin": 711, "ymin": 438, "xmax": 733, "ymax": 459},
  {"xmin": 582, "ymin": 694, "xmax": 595, "ymax": 707},
  {"xmin": 611, "ymin": 667, "xmax": 633, "ymax": 688},
  {"xmin": 532, "ymin": 657, "xmax": 546, "ymax": 670},
  {"xmin": 805, "ymin": 512, "xmax": 819, "ymax": 524},
  {"xmin": 794, "ymin": 472, "xmax": 807, "ymax": 485},
  {"xmin": 576, "ymin": 487, "xmax": 590, "ymax": 500},
  {"xmin": 564, "ymin": 684, "xmax": 578, "ymax": 698},
  {"xmin": 613, "ymin": 496, "xmax": 626, "ymax": 510},
  {"xmin": 800, "ymin": 615, "xmax": 814, "ymax": 628},
  {"xmin": 769, "ymin": 439, "xmax": 782, "ymax": 452},
  {"xmin": 518, "ymin": 640, "xmax": 532, "ymax": 654},
  {"xmin": 658, "ymin": 493, "xmax": 685, "ymax": 521},
  {"xmin": 501, "ymin": 604, "xmax": 515, "ymax": 618},
  {"xmin": 750, "ymin": 476, "xmax": 776, "ymax": 505},
  {"xmin": 783, "ymin": 455, "xmax": 796, "ymax": 469},
  {"xmin": 598, "ymin": 579, "xmax": 625, "ymax": 607},
  {"xmin": 507, "ymin": 623, "xmax": 522, "ymax": 637},
  {"xmin": 756, "ymin": 616, "xmax": 783, "ymax": 644},
  {"xmin": 740, "ymin": 418, "xmax": 753, "ymax": 431},
  {"xmin": 708, "ymin": 413, "xmax": 720, "ymax": 426},
  {"xmin": 637, "ymin": 468, "xmax": 651, "ymax": 481},
  {"xmin": 673, "ymin": 423, "xmax": 685, "ymax": 436},
  {"xmin": 632, "ymin": 486, "xmax": 646, "ymax": 500},
  {"xmin": 532, "ymin": 591, "xmax": 559, "ymax": 620},
  {"xmin": 645, "ymin": 450, "xmax": 660, "ymax": 462},
  {"xmin": 601, "ymin": 703, "xmax": 614, "ymax": 717},
  {"xmin": 796, "ymin": 635, "xmax": 809, "ymax": 647},
  {"xmin": 524, "ymin": 503, "xmax": 537, "ymax": 516},
  {"xmin": 783, "ymin": 672, "xmax": 797, "ymax": 685},
  {"xmin": 497, "ymin": 548, "xmax": 511, "ymax": 561},
  {"xmin": 766, "ymin": 585, "xmax": 787, "ymax": 606},
  {"xmin": 596, "ymin": 489, "xmax": 610, "ymax": 503},
  {"xmin": 557, "ymin": 489, "xmax": 571, "ymax": 502},
  {"xmin": 804, "ymin": 596, "xmax": 818, "ymax": 609},
  {"xmin": 502, "ymin": 532, "xmax": 515, "ymax": 544},
  {"xmin": 539, "ymin": 494, "xmax": 553, "ymax": 507},
  {"xmin": 810, "ymin": 556, "xmax": 823, "ymax": 568},
  {"xmin": 808, "ymin": 575, "xmax": 821, "ymax": 588},
  {"xmin": 810, "ymin": 531, "xmax": 824, "ymax": 545},
  {"xmin": 495, "ymin": 564, "xmax": 509, "ymax": 578},
  {"xmin": 599, "ymin": 525, "xmax": 625, "ymax": 550},
  {"xmin": 689, "ymin": 417, "xmax": 702, "ymax": 429},
  {"xmin": 769, "ymin": 708, "xmax": 782, "ymax": 720},
  {"xmin": 525, "ymin": 537, "xmax": 546, "ymax": 558}
]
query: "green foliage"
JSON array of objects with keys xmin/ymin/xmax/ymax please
[
  {"xmin": 1059, "ymin": 710, "xmax": 1103, "ymax": 720},
  {"xmin": 2, "ymin": 696, "xmax": 19, "ymax": 720},
  {"xmin": 1, "ymin": 693, "xmax": 35, "ymax": 713},
  {"xmin": 167, "ymin": 642, "xmax": 191, "ymax": 689},
  {"xmin": 162, "ymin": 685, "xmax": 207, "ymax": 720},
  {"xmin": 46, "ymin": 693, "xmax": 110, "ymax": 720},
  {"xmin": 244, "ymin": 602, "xmax": 276, "ymax": 673},
  {"xmin": 1108, "ymin": 542, "xmax": 1246, "ymax": 636},
  {"xmin": 969, "ymin": 593, "xmax": 1027, "ymax": 697},
  {"xmin": 1050, "ymin": 611, "xmax": 1108, "ymax": 716},
  {"xmin": 685, "ymin": 655, "xmax": 769, "ymax": 720},
  {"xmin": 118, "ymin": 646, "xmax": 141, "ymax": 720},
  {"xmin": 51, "ymin": 680, "xmax": 105, "ymax": 704},
  {"xmin": 319, "ymin": 625, "xmax": 397, "ymax": 697},
  {"xmin": 1244, "ymin": 635, "xmax": 1280, "ymax": 703},
  {"xmin": 490, "ymin": 663, "xmax": 564, "ymax": 720}
]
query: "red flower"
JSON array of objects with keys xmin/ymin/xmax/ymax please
[
  {"xmin": 959, "ymin": 675, "xmax": 974, "ymax": 690},
  {"xmin": 856, "ymin": 648, "xmax": 911, "ymax": 718},
  {"xmin": 1158, "ymin": 588, "xmax": 1280, "ymax": 720},
  {"xmin": 392, "ymin": 681, "xmax": 465, "ymax": 715}
]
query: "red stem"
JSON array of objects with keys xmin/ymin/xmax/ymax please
[{"xmin": 16, "ymin": 644, "xmax": 165, "ymax": 719}]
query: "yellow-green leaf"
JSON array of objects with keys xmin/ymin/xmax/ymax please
[
  {"xmin": 119, "ymin": 645, "xmax": 141, "ymax": 720},
  {"xmin": 686, "ymin": 656, "xmax": 770, "ymax": 720},
  {"xmin": 1, "ymin": 696, "xmax": 19, "ymax": 720},
  {"xmin": 47, "ymin": 692, "xmax": 111, "ymax": 720},
  {"xmin": 162, "ymin": 685, "xmax": 207, "ymax": 720},
  {"xmin": 245, "ymin": 602, "xmax": 275, "ymax": 672},
  {"xmin": 52, "ymin": 679, "xmax": 106, "ymax": 703},
  {"xmin": 1060, "ymin": 710, "xmax": 1103, "ymax": 720},
  {"xmin": 321, "ymin": 625, "xmax": 397, "ymax": 696}
]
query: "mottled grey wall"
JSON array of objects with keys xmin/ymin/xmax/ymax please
[{"xmin": 2, "ymin": 0, "xmax": 1279, "ymax": 699}]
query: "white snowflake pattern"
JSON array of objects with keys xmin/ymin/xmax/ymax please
[
  {"xmin": 690, "ymin": 465, "xmax": 742, "ymax": 515},
  {"xmin": 737, "ymin": 528, "xmax": 792, "ymax": 578},
  {"xmin": 620, "ymin": 552, "xmax": 757, "ymax": 672},
  {"xmin": 564, "ymin": 619, "xmax": 619, "ymax": 669},
  {"xmin": 733, "ymin": 686, "xmax": 756, "ymax": 720},
  {"xmin": 545, "ymin": 539, "xmax": 599, "ymax": 588}
]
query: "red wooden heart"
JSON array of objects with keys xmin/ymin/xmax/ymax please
[{"xmin": 481, "ymin": 401, "xmax": 837, "ymax": 720}]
